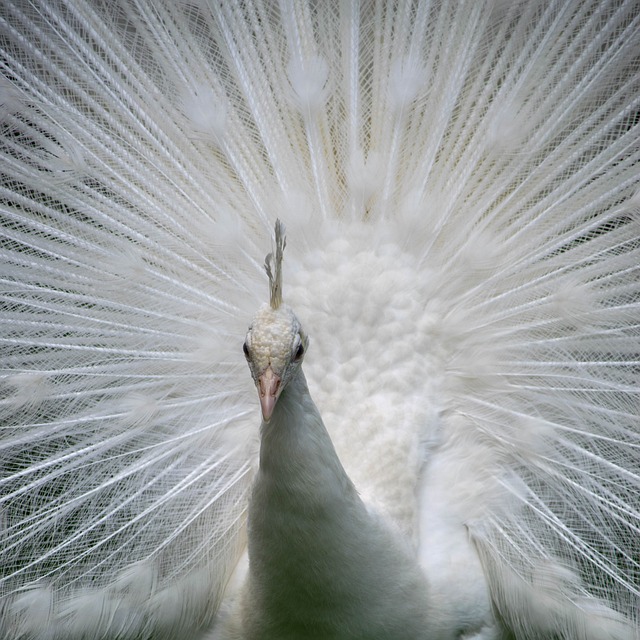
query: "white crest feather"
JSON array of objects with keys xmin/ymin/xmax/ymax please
[{"xmin": 265, "ymin": 220, "xmax": 286, "ymax": 310}]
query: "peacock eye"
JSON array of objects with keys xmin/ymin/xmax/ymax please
[
  {"xmin": 243, "ymin": 341, "xmax": 250, "ymax": 357},
  {"xmin": 294, "ymin": 343, "xmax": 304, "ymax": 361}
]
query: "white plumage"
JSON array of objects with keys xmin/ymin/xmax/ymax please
[{"xmin": 0, "ymin": 1, "xmax": 639, "ymax": 639}]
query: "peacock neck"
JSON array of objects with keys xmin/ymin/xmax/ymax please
[
  {"xmin": 244, "ymin": 368, "xmax": 431, "ymax": 639},
  {"xmin": 256, "ymin": 369, "xmax": 356, "ymax": 503}
]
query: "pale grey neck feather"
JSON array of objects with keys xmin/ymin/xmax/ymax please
[{"xmin": 243, "ymin": 369, "xmax": 433, "ymax": 640}]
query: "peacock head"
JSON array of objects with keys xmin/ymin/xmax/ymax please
[{"xmin": 243, "ymin": 221, "xmax": 309, "ymax": 422}]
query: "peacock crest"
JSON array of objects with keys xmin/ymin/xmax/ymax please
[{"xmin": 265, "ymin": 219, "xmax": 286, "ymax": 310}]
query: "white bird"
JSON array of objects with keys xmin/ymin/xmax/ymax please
[
  {"xmin": 0, "ymin": 1, "xmax": 639, "ymax": 639},
  {"xmin": 216, "ymin": 221, "xmax": 433, "ymax": 639}
]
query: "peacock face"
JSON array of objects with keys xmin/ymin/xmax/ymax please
[{"xmin": 243, "ymin": 303, "xmax": 309, "ymax": 422}]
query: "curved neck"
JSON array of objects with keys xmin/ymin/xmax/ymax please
[
  {"xmin": 256, "ymin": 369, "xmax": 356, "ymax": 506},
  {"xmin": 244, "ymin": 368, "xmax": 431, "ymax": 638}
]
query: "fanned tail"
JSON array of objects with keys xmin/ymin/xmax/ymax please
[{"xmin": 1, "ymin": 1, "xmax": 639, "ymax": 638}]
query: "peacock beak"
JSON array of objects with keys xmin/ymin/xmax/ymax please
[{"xmin": 258, "ymin": 366, "xmax": 281, "ymax": 422}]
